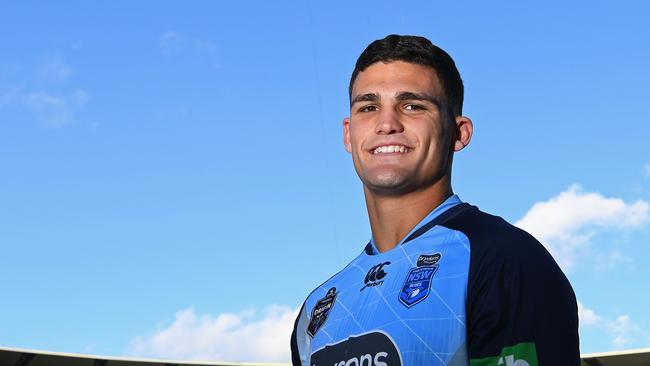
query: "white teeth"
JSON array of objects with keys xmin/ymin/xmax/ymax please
[{"xmin": 373, "ymin": 145, "xmax": 409, "ymax": 154}]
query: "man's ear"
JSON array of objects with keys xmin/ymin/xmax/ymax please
[
  {"xmin": 453, "ymin": 115, "xmax": 473, "ymax": 152},
  {"xmin": 343, "ymin": 117, "xmax": 352, "ymax": 153}
]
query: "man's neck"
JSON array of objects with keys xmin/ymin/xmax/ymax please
[{"xmin": 365, "ymin": 180, "xmax": 453, "ymax": 253}]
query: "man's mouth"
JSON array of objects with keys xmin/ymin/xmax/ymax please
[{"xmin": 371, "ymin": 145, "xmax": 411, "ymax": 154}]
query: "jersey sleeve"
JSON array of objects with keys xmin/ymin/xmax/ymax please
[
  {"xmin": 465, "ymin": 224, "xmax": 580, "ymax": 366},
  {"xmin": 440, "ymin": 206, "xmax": 580, "ymax": 365},
  {"xmin": 290, "ymin": 302, "xmax": 310, "ymax": 366}
]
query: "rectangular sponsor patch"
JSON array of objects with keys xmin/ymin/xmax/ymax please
[{"xmin": 470, "ymin": 342, "xmax": 538, "ymax": 366}]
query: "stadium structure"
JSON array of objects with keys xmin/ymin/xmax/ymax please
[
  {"xmin": 1, "ymin": 346, "xmax": 649, "ymax": 366},
  {"xmin": 0, "ymin": 347, "xmax": 286, "ymax": 366}
]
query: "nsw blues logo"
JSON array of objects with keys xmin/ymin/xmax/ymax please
[{"xmin": 399, "ymin": 253, "xmax": 441, "ymax": 308}]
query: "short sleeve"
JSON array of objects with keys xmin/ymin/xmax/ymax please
[
  {"xmin": 466, "ymin": 227, "xmax": 580, "ymax": 365},
  {"xmin": 440, "ymin": 206, "xmax": 580, "ymax": 365}
]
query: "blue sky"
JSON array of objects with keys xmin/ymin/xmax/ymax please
[{"xmin": 1, "ymin": 0, "xmax": 649, "ymax": 362}]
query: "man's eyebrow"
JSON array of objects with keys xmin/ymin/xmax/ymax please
[
  {"xmin": 350, "ymin": 93, "xmax": 380, "ymax": 107},
  {"xmin": 395, "ymin": 92, "xmax": 443, "ymax": 108},
  {"xmin": 349, "ymin": 92, "xmax": 444, "ymax": 109}
]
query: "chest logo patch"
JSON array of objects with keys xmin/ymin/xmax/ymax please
[
  {"xmin": 307, "ymin": 287, "xmax": 337, "ymax": 337},
  {"xmin": 399, "ymin": 253, "xmax": 441, "ymax": 308},
  {"xmin": 360, "ymin": 261, "xmax": 391, "ymax": 292}
]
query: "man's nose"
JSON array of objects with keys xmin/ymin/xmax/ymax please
[{"xmin": 375, "ymin": 107, "xmax": 404, "ymax": 135}]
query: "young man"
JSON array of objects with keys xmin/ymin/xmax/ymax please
[{"xmin": 291, "ymin": 35, "xmax": 579, "ymax": 366}]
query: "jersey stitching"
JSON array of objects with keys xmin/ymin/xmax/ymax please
[
  {"xmin": 454, "ymin": 230, "xmax": 471, "ymax": 252},
  {"xmin": 334, "ymin": 298, "xmax": 366, "ymax": 333},
  {"xmin": 399, "ymin": 245, "xmax": 416, "ymax": 266},
  {"xmin": 433, "ymin": 273, "xmax": 469, "ymax": 281},
  {"xmin": 374, "ymin": 288, "xmax": 447, "ymax": 364},
  {"xmin": 378, "ymin": 316, "xmax": 461, "ymax": 329},
  {"xmin": 319, "ymin": 328, "xmax": 335, "ymax": 342},
  {"xmin": 428, "ymin": 288, "xmax": 466, "ymax": 328}
]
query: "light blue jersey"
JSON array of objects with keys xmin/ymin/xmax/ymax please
[
  {"xmin": 291, "ymin": 195, "xmax": 579, "ymax": 366},
  {"xmin": 293, "ymin": 196, "xmax": 469, "ymax": 366}
]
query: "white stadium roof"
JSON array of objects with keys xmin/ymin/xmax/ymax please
[
  {"xmin": 581, "ymin": 347, "xmax": 650, "ymax": 366},
  {"xmin": 0, "ymin": 347, "xmax": 287, "ymax": 366}
]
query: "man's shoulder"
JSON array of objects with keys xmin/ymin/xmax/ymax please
[
  {"xmin": 442, "ymin": 204, "xmax": 546, "ymax": 257},
  {"xmin": 439, "ymin": 204, "xmax": 562, "ymax": 275},
  {"xmin": 449, "ymin": 206, "xmax": 579, "ymax": 365},
  {"xmin": 443, "ymin": 204, "xmax": 573, "ymax": 299}
]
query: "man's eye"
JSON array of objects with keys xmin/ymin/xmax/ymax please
[
  {"xmin": 359, "ymin": 105, "xmax": 378, "ymax": 112},
  {"xmin": 404, "ymin": 104, "xmax": 425, "ymax": 111}
]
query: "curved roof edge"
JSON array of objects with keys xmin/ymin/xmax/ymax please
[
  {"xmin": 0, "ymin": 346, "xmax": 290, "ymax": 366},
  {"xmin": 582, "ymin": 347, "xmax": 650, "ymax": 358},
  {"xmin": 580, "ymin": 347, "xmax": 650, "ymax": 366}
]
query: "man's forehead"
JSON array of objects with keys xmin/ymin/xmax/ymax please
[{"xmin": 351, "ymin": 61, "xmax": 443, "ymax": 99}]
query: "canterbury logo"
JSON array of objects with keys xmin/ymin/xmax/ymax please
[{"xmin": 361, "ymin": 262, "xmax": 391, "ymax": 291}]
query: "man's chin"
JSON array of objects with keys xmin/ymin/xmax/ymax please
[{"xmin": 362, "ymin": 175, "xmax": 414, "ymax": 196}]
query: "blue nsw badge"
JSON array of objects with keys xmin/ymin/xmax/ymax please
[{"xmin": 399, "ymin": 253, "xmax": 441, "ymax": 308}]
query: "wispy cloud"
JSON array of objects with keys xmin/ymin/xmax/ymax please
[
  {"xmin": 593, "ymin": 249, "xmax": 635, "ymax": 272},
  {"xmin": 158, "ymin": 31, "xmax": 220, "ymax": 67},
  {"xmin": 159, "ymin": 31, "xmax": 184, "ymax": 55},
  {"xmin": 578, "ymin": 301, "xmax": 649, "ymax": 349},
  {"xmin": 25, "ymin": 89, "xmax": 89, "ymax": 127},
  {"xmin": 0, "ymin": 53, "xmax": 89, "ymax": 127},
  {"xmin": 578, "ymin": 300, "xmax": 601, "ymax": 326},
  {"xmin": 644, "ymin": 162, "xmax": 650, "ymax": 179},
  {"xmin": 191, "ymin": 38, "xmax": 217, "ymax": 55},
  {"xmin": 128, "ymin": 305, "xmax": 297, "ymax": 363},
  {"xmin": 36, "ymin": 56, "xmax": 72, "ymax": 82},
  {"xmin": 515, "ymin": 184, "xmax": 649, "ymax": 271}
]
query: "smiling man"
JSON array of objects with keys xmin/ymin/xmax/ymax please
[{"xmin": 291, "ymin": 35, "xmax": 579, "ymax": 366}]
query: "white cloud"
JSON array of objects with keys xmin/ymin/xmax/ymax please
[
  {"xmin": 594, "ymin": 250, "xmax": 635, "ymax": 272},
  {"xmin": 578, "ymin": 301, "xmax": 649, "ymax": 349},
  {"xmin": 159, "ymin": 31, "xmax": 184, "ymax": 55},
  {"xmin": 0, "ymin": 54, "xmax": 89, "ymax": 127},
  {"xmin": 608, "ymin": 315, "xmax": 638, "ymax": 348},
  {"xmin": 37, "ymin": 57, "xmax": 71, "ymax": 81},
  {"xmin": 578, "ymin": 301, "xmax": 601, "ymax": 326},
  {"xmin": 192, "ymin": 38, "xmax": 217, "ymax": 54},
  {"xmin": 158, "ymin": 31, "xmax": 220, "ymax": 67},
  {"xmin": 128, "ymin": 305, "xmax": 298, "ymax": 363},
  {"xmin": 515, "ymin": 184, "xmax": 649, "ymax": 271},
  {"xmin": 25, "ymin": 89, "xmax": 89, "ymax": 127},
  {"xmin": 0, "ymin": 90, "xmax": 18, "ymax": 108}
]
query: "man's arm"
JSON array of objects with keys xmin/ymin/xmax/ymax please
[
  {"xmin": 466, "ymin": 228, "xmax": 580, "ymax": 365},
  {"xmin": 441, "ymin": 207, "xmax": 580, "ymax": 365}
]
